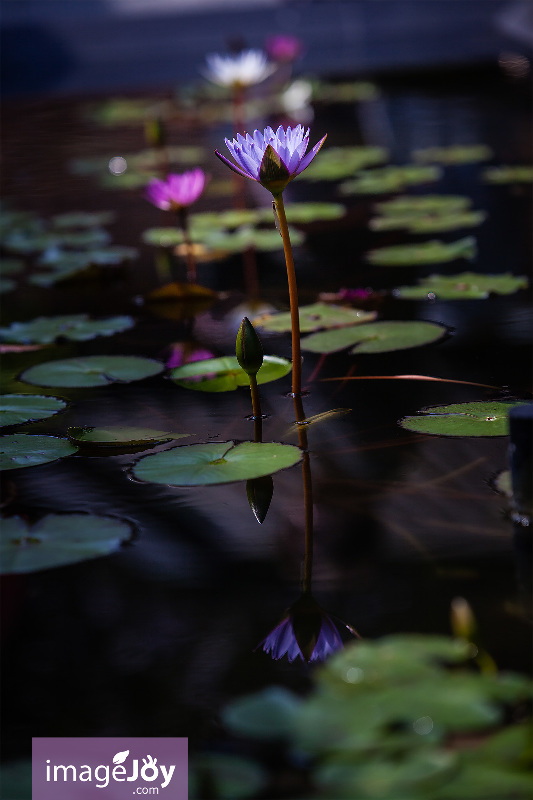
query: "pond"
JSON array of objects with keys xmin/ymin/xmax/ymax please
[{"xmin": 1, "ymin": 60, "xmax": 532, "ymax": 798}]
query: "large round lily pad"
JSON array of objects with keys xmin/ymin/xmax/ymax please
[
  {"xmin": 131, "ymin": 440, "xmax": 302, "ymax": 486},
  {"xmin": 301, "ymin": 146, "xmax": 389, "ymax": 181},
  {"xmin": 0, "ymin": 314, "xmax": 135, "ymax": 344},
  {"xmin": 394, "ymin": 272, "xmax": 529, "ymax": 300},
  {"xmin": 67, "ymin": 426, "xmax": 189, "ymax": 446},
  {"xmin": 301, "ymin": 320, "xmax": 447, "ymax": 355},
  {"xmin": 171, "ymin": 355, "xmax": 291, "ymax": 392},
  {"xmin": 1, "ymin": 394, "xmax": 67, "ymax": 427},
  {"xmin": 399, "ymin": 402, "xmax": 526, "ymax": 437},
  {"xmin": 0, "ymin": 513, "xmax": 132, "ymax": 573},
  {"xmin": 367, "ymin": 236, "xmax": 477, "ymax": 266},
  {"xmin": 371, "ymin": 210, "xmax": 487, "ymax": 234},
  {"xmin": 374, "ymin": 195, "xmax": 472, "ymax": 217},
  {"xmin": 254, "ymin": 302, "xmax": 376, "ymax": 333},
  {"xmin": 20, "ymin": 355, "xmax": 164, "ymax": 388},
  {"xmin": 0, "ymin": 434, "xmax": 78, "ymax": 470}
]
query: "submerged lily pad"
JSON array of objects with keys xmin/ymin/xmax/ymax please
[
  {"xmin": 367, "ymin": 236, "xmax": 477, "ymax": 266},
  {"xmin": 394, "ymin": 272, "xmax": 529, "ymax": 300},
  {"xmin": 131, "ymin": 440, "xmax": 302, "ymax": 486},
  {"xmin": 412, "ymin": 144, "xmax": 493, "ymax": 164},
  {"xmin": 67, "ymin": 426, "xmax": 189, "ymax": 446},
  {"xmin": 340, "ymin": 165, "xmax": 442, "ymax": 195},
  {"xmin": 0, "ymin": 513, "xmax": 131, "ymax": 573},
  {"xmin": 0, "ymin": 314, "xmax": 135, "ymax": 344},
  {"xmin": 0, "ymin": 434, "xmax": 77, "ymax": 470},
  {"xmin": 171, "ymin": 355, "xmax": 291, "ymax": 392},
  {"xmin": 301, "ymin": 320, "xmax": 446, "ymax": 354},
  {"xmin": 254, "ymin": 302, "xmax": 376, "ymax": 333},
  {"xmin": 1, "ymin": 394, "xmax": 67, "ymax": 427},
  {"xmin": 300, "ymin": 146, "xmax": 389, "ymax": 181},
  {"xmin": 482, "ymin": 165, "xmax": 533, "ymax": 184},
  {"xmin": 20, "ymin": 356, "xmax": 164, "ymax": 388},
  {"xmin": 399, "ymin": 401, "xmax": 526, "ymax": 437}
]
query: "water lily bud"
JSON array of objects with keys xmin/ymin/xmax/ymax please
[{"xmin": 236, "ymin": 317, "xmax": 263, "ymax": 376}]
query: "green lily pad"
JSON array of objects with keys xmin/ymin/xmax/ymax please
[
  {"xmin": 131, "ymin": 440, "xmax": 302, "ymax": 486},
  {"xmin": 375, "ymin": 195, "xmax": 472, "ymax": 216},
  {"xmin": 0, "ymin": 434, "xmax": 77, "ymax": 470},
  {"xmin": 399, "ymin": 401, "xmax": 526, "ymax": 437},
  {"xmin": 301, "ymin": 320, "xmax": 446, "ymax": 354},
  {"xmin": 189, "ymin": 209, "xmax": 262, "ymax": 231},
  {"xmin": 0, "ymin": 314, "xmax": 135, "ymax": 344},
  {"xmin": 482, "ymin": 165, "xmax": 533, "ymax": 184},
  {"xmin": 20, "ymin": 355, "xmax": 164, "ymax": 388},
  {"xmin": 314, "ymin": 80, "xmax": 380, "ymax": 103},
  {"xmin": 205, "ymin": 226, "xmax": 305, "ymax": 253},
  {"xmin": 393, "ymin": 272, "xmax": 529, "ymax": 300},
  {"xmin": 254, "ymin": 302, "xmax": 377, "ymax": 333},
  {"xmin": 223, "ymin": 687, "xmax": 302, "ymax": 740},
  {"xmin": 259, "ymin": 202, "xmax": 347, "ymax": 225},
  {"xmin": 371, "ymin": 210, "xmax": 487, "ymax": 234},
  {"xmin": 142, "ymin": 227, "xmax": 187, "ymax": 248},
  {"xmin": 189, "ymin": 753, "xmax": 266, "ymax": 800},
  {"xmin": 67, "ymin": 426, "xmax": 189, "ymax": 446},
  {"xmin": 340, "ymin": 165, "xmax": 442, "ymax": 195},
  {"xmin": 0, "ymin": 394, "xmax": 67, "ymax": 427},
  {"xmin": 0, "ymin": 258, "xmax": 25, "ymax": 276},
  {"xmin": 171, "ymin": 355, "xmax": 291, "ymax": 392},
  {"xmin": 51, "ymin": 211, "xmax": 116, "ymax": 228},
  {"xmin": 0, "ymin": 513, "xmax": 131, "ymax": 573},
  {"xmin": 367, "ymin": 236, "xmax": 477, "ymax": 266},
  {"xmin": 301, "ymin": 146, "xmax": 389, "ymax": 181},
  {"xmin": 412, "ymin": 144, "xmax": 493, "ymax": 164}
]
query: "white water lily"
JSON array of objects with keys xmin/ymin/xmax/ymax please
[{"xmin": 204, "ymin": 49, "xmax": 276, "ymax": 89}]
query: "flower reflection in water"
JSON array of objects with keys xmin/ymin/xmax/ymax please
[{"xmin": 258, "ymin": 592, "xmax": 359, "ymax": 664}]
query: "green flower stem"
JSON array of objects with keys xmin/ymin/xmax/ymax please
[
  {"xmin": 273, "ymin": 192, "xmax": 302, "ymax": 398},
  {"xmin": 177, "ymin": 208, "xmax": 197, "ymax": 284},
  {"xmin": 249, "ymin": 373, "xmax": 263, "ymax": 443}
]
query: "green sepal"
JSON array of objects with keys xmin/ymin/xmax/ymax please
[{"xmin": 259, "ymin": 145, "xmax": 291, "ymax": 194}]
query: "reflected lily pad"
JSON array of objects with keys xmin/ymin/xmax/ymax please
[
  {"xmin": 301, "ymin": 146, "xmax": 389, "ymax": 181},
  {"xmin": 399, "ymin": 401, "xmax": 526, "ymax": 437},
  {"xmin": 67, "ymin": 426, "xmax": 189, "ymax": 446},
  {"xmin": 1, "ymin": 314, "xmax": 135, "ymax": 344},
  {"xmin": 171, "ymin": 355, "xmax": 291, "ymax": 392},
  {"xmin": 0, "ymin": 513, "xmax": 132, "ymax": 573},
  {"xmin": 21, "ymin": 356, "xmax": 164, "ymax": 388},
  {"xmin": 375, "ymin": 195, "xmax": 472, "ymax": 217},
  {"xmin": 394, "ymin": 272, "xmax": 529, "ymax": 300},
  {"xmin": 0, "ymin": 434, "xmax": 77, "ymax": 470},
  {"xmin": 131, "ymin": 440, "xmax": 302, "ymax": 486},
  {"xmin": 412, "ymin": 144, "xmax": 493, "ymax": 164},
  {"xmin": 482, "ymin": 165, "xmax": 533, "ymax": 184},
  {"xmin": 301, "ymin": 320, "xmax": 447, "ymax": 354},
  {"xmin": 254, "ymin": 302, "xmax": 377, "ymax": 333},
  {"xmin": 367, "ymin": 236, "xmax": 477, "ymax": 266},
  {"xmin": 1, "ymin": 394, "xmax": 67, "ymax": 427},
  {"xmin": 340, "ymin": 165, "xmax": 442, "ymax": 194}
]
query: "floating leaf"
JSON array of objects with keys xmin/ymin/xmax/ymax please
[
  {"xmin": 301, "ymin": 146, "xmax": 389, "ymax": 181},
  {"xmin": 412, "ymin": 144, "xmax": 493, "ymax": 164},
  {"xmin": 394, "ymin": 272, "xmax": 528, "ymax": 300},
  {"xmin": 374, "ymin": 195, "xmax": 472, "ymax": 217},
  {"xmin": 131, "ymin": 440, "xmax": 302, "ymax": 486},
  {"xmin": 256, "ymin": 202, "xmax": 347, "ymax": 225},
  {"xmin": 67, "ymin": 426, "xmax": 189, "ymax": 446},
  {"xmin": 112, "ymin": 750, "xmax": 130, "ymax": 765},
  {"xmin": 254, "ymin": 302, "xmax": 376, "ymax": 333},
  {"xmin": 399, "ymin": 401, "xmax": 526, "ymax": 437},
  {"xmin": 223, "ymin": 687, "xmax": 302, "ymax": 740},
  {"xmin": 20, "ymin": 356, "xmax": 164, "ymax": 388},
  {"xmin": 190, "ymin": 753, "xmax": 266, "ymax": 800},
  {"xmin": 0, "ymin": 513, "xmax": 131, "ymax": 573},
  {"xmin": 171, "ymin": 355, "xmax": 291, "ymax": 392},
  {"xmin": 312, "ymin": 80, "xmax": 380, "ymax": 103},
  {"xmin": 0, "ymin": 258, "xmax": 25, "ymax": 276},
  {"xmin": 0, "ymin": 394, "xmax": 67, "ymax": 427},
  {"xmin": 189, "ymin": 209, "xmax": 262, "ymax": 231},
  {"xmin": 371, "ymin": 210, "xmax": 487, "ymax": 234},
  {"xmin": 51, "ymin": 211, "xmax": 116, "ymax": 228},
  {"xmin": 0, "ymin": 434, "xmax": 77, "ymax": 471},
  {"xmin": 367, "ymin": 236, "xmax": 477, "ymax": 266},
  {"xmin": 340, "ymin": 165, "xmax": 442, "ymax": 194},
  {"xmin": 1, "ymin": 314, "xmax": 135, "ymax": 344},
  {"xmin": 142, "ymin": 227, "xmax": 187, "ymax": 247},
  {"xmin": 302, "ymin": 320, "xmax": 447, "ymax": 354},
  {"xmin": 482, "ymin": 165, "xmax": 533, "ymax": 184}
]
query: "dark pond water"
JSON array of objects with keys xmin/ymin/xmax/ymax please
[{"xmin": 1, "ymin": 62, "xmax": 532, "ymax": 781}]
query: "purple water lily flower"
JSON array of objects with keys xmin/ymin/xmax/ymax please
[
  {"xmin": 257, "ymin": 593, "xmax": 359, "ymax": 663},
  {"xmin": 215, "ymin": 125, "xmax": 327, "ymax": 195},
  {"xmin": 146, "ymin": 169, "xmax": 206, "ymax": 211}
]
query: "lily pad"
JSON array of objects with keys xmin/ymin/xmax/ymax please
[
  {"xmin": 0, "ymin": 258, "xmax": 25, "ymax": 276},
  {"xmin": 67, "ymin": 426, "xmax": 189, "ymax": 446},
  {"xmin": 301, "ymin": 320, "xmax": 447, "ymax": 354},
  {"xmin": 131, "ymin": 440, "xmax": 302, "ymax": 486},
  {"xmin": 412, "ymin": 144, "xmax": 493, "ymax": 164},
  {"xmin": 340, "ymin": 165, "xmax": 442, "ymax": 195},
  {"xmin": 371, "ymin": 210, "xmax": 487, "ymax": 234},
  {"xmin": 367, "ymin": 236, "xmax": 477, "ymax": 266},
  {"xmin": 254, "ymin": 302, "xmax": 377, "ymax": 333},
  {"xmin": 393, "ymin": 272, "xmax": 529, "ymax": 300},
  {"xmin": 258, "ymin": 202, "xmax": 347, "ymax": 225},
  {"xmin": 374, "ymin": 195, "xmax": 472, "ymax": 217},
  {"xmin": 301, "ymin": 146, "xmax": 389, "ymax": 181},
  {"xmin": 482, "ymin": 165, "xmax": 533, "ymax": 184},
  {"xmin": 399, "ymin": 401, "xmax": 526, "ymax": 437},
  {"xmin": 0, "ymin": 434, "xmax": 77, "ymax": 470},
  {"xmin": 189, "ymin": 209, "xmax": 262, "ymax": 231},
  {"xmin": 171, "ymin": 355, "xmax": 291, "ymax": 392},
  {"xmin": 190, "ymin": 753, "xmax": 266, "ymax": 800},
  {"xmin": 0, "ymin": 394, "xmax": 67, "ymax": 427},
  {"xmin": 51, "ymin": 211, "xmax": 116, "ymax": 228},
  {"xmin": 0, "ymin": 314, "xmax": 135, "ymax": 344},
  {"xmin": 0, "ymin": 513, "xmax": 131, "ymax": 573},
  {"xmin": 20, "ymin": 355, "xmax": 164, "ymax": 388},
  {"xmin": 142, "ymin": 227, "xmax": 188, "ymax": 247},
  {"xmin": 312, "ymin": 80, "xmax": 380, "ymax": 104}
]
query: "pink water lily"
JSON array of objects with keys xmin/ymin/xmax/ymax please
[
  {"xmin": 265, "ymin": 34, "xmax": 303, "ymax": 63},
  {"xmin": 146, "ymin": 169, "xmax": 206, "ymax": 211},
  {"xmin": 215, "ymin": 125, "xmax": 327, "ymax": 195}
]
